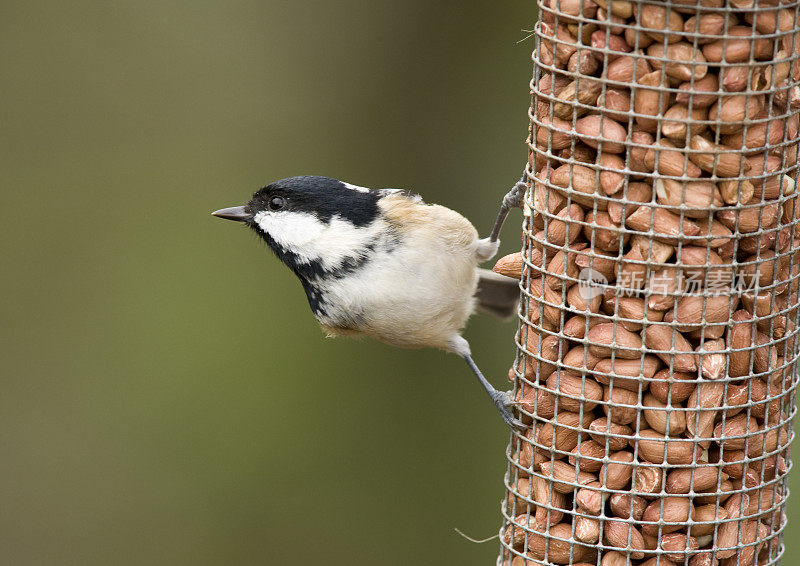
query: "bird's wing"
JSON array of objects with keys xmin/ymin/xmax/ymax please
[{"xmin": 475, "ymin": 268, "xmax": 520, "ymax": 320}]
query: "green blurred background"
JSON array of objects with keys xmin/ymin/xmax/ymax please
[{"xmin": 3, "ymin": 2, "xmax": 799, "ymax": 565}]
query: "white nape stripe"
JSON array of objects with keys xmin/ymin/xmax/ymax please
[
  {"xmin": 254, "ymin": 210, "xmax": 385, "ymax": 270},
  {"xmin": 342, "ymin": 182, "xmax": 371, "ymax": 193}
]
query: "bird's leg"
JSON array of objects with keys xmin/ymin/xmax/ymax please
[
  {"xmin": 463, "ymin": 354, "xmax": 525, "ymax": 431},
  {"xmin": 488, "ymin": 170, "xmax": 528, "ymax": 243}
]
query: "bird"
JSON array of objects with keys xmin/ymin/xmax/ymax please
[{"xmin": 212, "ymin": 174, "xmax": 527, "ymax": 428}]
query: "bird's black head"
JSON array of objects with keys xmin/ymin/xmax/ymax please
[
  {"xmin": 244, "ymin": 175, "xmax": 381, "ymax": 228},
  {"xmin": 211, "ymin": 175, "xmax": 385, "ymax": 280}
]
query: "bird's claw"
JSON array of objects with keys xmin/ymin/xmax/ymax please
[
  {"xmin": 502, "ymin": 181, "xmax": 526, "ymax": 211},
  {"xmin": 490, "ymin": 389, "xmax": 514, "ymax": 408},
  {"xmin": 491, "ymin": 390, "xmax": 527, "ymax": 432}
]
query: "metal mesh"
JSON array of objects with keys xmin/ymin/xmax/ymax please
[{"xmin": 498, "ymin": 0, "xmax": 800, "ymax": 564}]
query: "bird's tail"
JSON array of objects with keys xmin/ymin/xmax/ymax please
[{"xmin": 475, "ymin": 268, "xmax": 520, "ymax": 320}]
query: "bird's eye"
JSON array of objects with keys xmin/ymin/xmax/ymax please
[{"xmin": 268, "ymin": 195, "xmax": 286, "ymax": 211}]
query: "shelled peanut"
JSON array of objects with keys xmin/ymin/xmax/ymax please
[
  {"xmin": 503, "ymin": 371, "xmax": 791, "ymax": 564},
  {"xmin": 502, "ymin": 335, "xmax": 795, "ymax": 566},
  {"xmin": 500, "ymin": 0, "xmax": 800, "ymax": 564}
]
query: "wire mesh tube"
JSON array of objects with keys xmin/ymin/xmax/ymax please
[{"xmin": 497, "ymin": 0, "xmax": 800, "ymax": 564}]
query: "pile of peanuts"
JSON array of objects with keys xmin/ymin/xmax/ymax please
[{"xmin": 497, "ymin": 0, "xmax": 800, "ymax": 564}]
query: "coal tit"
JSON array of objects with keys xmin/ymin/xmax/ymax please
[{"xmin": 212, "ymin": 175, "xmax": 526, "ymax": 429}]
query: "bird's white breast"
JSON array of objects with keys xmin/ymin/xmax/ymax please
[{"xmin": 314, "ymin": 199, "xmax": 482, "ymax": 350}]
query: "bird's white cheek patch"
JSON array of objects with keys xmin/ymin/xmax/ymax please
[{"xmin": 255, "ymin": 210, "xmax": 327, "ymax": 263}]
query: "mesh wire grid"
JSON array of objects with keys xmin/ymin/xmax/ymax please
[{"xmin": 498, "ymin": 0, "xmax": 800, "ymax": 564}]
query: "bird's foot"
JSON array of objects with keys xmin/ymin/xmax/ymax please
[
  {"xmin": 502, "ymin": 179, "xmax": 527, "ymax": 211},
  {"xmin": 487, "ymin": 172, "xmax": 529, "ymax": 244},
  {"xmin": 490, "ymin": 390, "xmax": 526, "ymax": 432}
]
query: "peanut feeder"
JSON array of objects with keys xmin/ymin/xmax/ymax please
[{"xmin": 498, "ymin": 0, "xmax": 800, "ymax": 564}]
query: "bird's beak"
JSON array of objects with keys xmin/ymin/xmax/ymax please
[{"xmin": 211, "ymin": 206, "xmax": 252, "ymax": 222}]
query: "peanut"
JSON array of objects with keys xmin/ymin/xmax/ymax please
[
  {"xmin": 641, "ymin": 496, "xmax": 694, "ymax": 535},
  {"xmin": 539, "ymin": 460, "xmax": 597, "ymax": 493},
  {"xmin": 649, "ymin": 368, "xmax": 695, "ymax": 404},
  {"xmin": 703, "ymin": 27, "xmax": 774, "ymax": 63},
  {"xmin": 648, "ymin": 42, "xmax": 708, "ymax": 81},
  {"xmin": 645, "ymin": 139, "xmax": 703, "ymax": 178},
  {"xmin": 660, "ymin": 533, "xmax": 700, "ymax": 561},
  {"xmin": 546, "ymin": 373, "xmax": 604, "ymax": 411},
  {"xmin": 609, "ymin": 492, "xmax": 648, "ymax": 520},
  {"xmin": 662, "ymin": 103, "xmax": 708, "ymax": 140},
  {"xmin": 576, "ymin": 115, "xmax": 627, "ymax": 154},
  {"xmin": 633, "ymin": 465, "xmax": 664, "ymax": 497},
  {"xmin": 603, "ymin": 520, "xmax": 646, "ymax": 559},
  {"xmin": 643, "ymin": 393, "xmax": 686, "ymax": 435},
  {"xmin": 676, "ymin": 74, "xmax": 719, "ymax": 108},
  {"xmin": 636, "ymin": 4, "xmax": 683, "ymax": 43},
  {"xmin": 643, "ymin": 324, "xmax": 698, "ymax": 372},
  {"xmin": 600, "ymin": 450, "xmax": 635, "ymax": 489},
  {"xmin": 666, "ymin": 466, "xmax": 725, "ymax": 494},
  {"xmin": 637, "ymin": 429, "xmax": 699, "ymax": 465},
  {"xmin": 536, "ymin": 411, "xmax": 595, "ymax": 454},
  {"xmin": 603, "ymin": 386, "xmax": 640, "ymax": 425},
  {"xmin": 570, "ymin": 440, "xmax": 606, "ymax": 473},
  {"xmin": 606, "ymin": 54, "xmax": 651, "ymax": 84},
  {"xmin": 531, "ymin": 475, "xmax": 567, "ymax": 526},
  {"xmin": 587, "ymin": 322, "xmax": 643, "ymax": 359},
  {"xmin": 588, "ymin": 417, "xmax": 632, "ymax": 451},
  {"xmin": 493, "ymin": 252, "xmax": 524, "ymax": 279},
  {"xmin": 527, "ymin": 522, "xmax": 589, "ymax": 564},
  {"xmin": 654, "ymin": 178, "xmax": 721, "ymax": 215}
]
